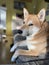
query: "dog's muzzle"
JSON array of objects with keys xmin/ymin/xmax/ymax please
[
  {"xmin": 15, "ymin": 35, "xmax": 26, "ymax": 41},
  {"xmin": 13, "ymin": 29, "xmax": 23, "ymax": 35}
]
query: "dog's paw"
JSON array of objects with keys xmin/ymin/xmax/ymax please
[
  {"xmin": 11, "ymin": 50, "xmax": 19, "ymax": 62},
  {"xmin": 10, "ymin": 44, "xmax": 17, "ymax": 52}
]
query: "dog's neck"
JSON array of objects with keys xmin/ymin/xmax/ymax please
[
  {"xmin": 33, "ymin": 20, "xmax": 48, "ymax": 38},
  {"xmin": 32, "ymin": 19, "xmax": 46, "ymax": 36}
]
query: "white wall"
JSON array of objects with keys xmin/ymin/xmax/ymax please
[{"xmin": 0, "ymin": 7, "xmax": 6, "ymax": 29}]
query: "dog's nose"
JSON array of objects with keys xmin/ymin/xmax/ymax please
[
  {"xmin": 13, "ymin": 30, "xmax": 23, "ymax": 35},
  {"xmin": 17, "ymin": 30, "xmax": 23, "ymax": 34}
]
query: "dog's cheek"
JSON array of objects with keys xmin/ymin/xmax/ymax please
[{"xmin": 22, "ymin": 29, "xmax": 29, "ymax": 36}]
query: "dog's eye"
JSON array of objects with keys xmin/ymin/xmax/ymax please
[{"xmin": 28, "ymin": 24, "xmax": 33, "ymax": 26}]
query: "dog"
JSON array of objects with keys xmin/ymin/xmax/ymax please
[{"xmin": 10, "ymin": 8, "xmax": 49, "ymax": 62}]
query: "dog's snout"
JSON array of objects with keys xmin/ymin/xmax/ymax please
[
  {"xmin": 17, "ymin": 30, "xmax": 23, "ymax": 34},
  {"xmin": 13, "ymin": 29, "xmax": 23, "ymax": 35},
  {"xmin": 15, "ymin": 35, "xmax": 26, "ymax": 41}
]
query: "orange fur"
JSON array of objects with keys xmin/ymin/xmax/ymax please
[
  {"xmin": 11, "ymin": 8, "xmax": 49, "ymax": 61},
  {"xmin": 17, "ymin": 8, "xmax": 49, "ymax": 56}
]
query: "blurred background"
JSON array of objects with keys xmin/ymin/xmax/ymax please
[
  {"xmin": 0, "ymin": 0, "xmax": 49, "ymax": 35},
  {"xmin": 0, "ymin": 0, "xmax": 49, "ymax": 64}
]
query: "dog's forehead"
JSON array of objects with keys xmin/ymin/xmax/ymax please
[
  {"xmin": 24, "ymin": 14, "xmax": 41, "ymax": 28},
  {"xmin": 25, "ymin": 15, "xmax": 38, "ymax": 24}
]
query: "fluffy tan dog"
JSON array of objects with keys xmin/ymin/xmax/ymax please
[{"xmin": 10, "ymin": 8, "xmax": 49, "ymax": 62}]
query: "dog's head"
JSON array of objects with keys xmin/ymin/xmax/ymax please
[{"xmin": 18, "ymin": 8, "xmax": 46, "ymax": 36}]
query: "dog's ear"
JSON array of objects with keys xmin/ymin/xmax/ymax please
[
  {"xmin": 37, "ymin": 8, "xmax": 46, "ymax": 22},
  {"xmin": 23, "ymin": 8, "xmax": 29, "ymax": 19}
]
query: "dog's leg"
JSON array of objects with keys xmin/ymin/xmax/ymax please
[
  {"xmin": 10, "ymin": 39, "xmax": 36, "ymax": 52},
  {"xmin": 10, "ymin": 43, "xmax": 18, "ymax": 52},
  {"xmin": 11, "ymin": 49, "xmax": 40, "ymax": 62},
  {"xmin": 10, "ymin": 35, "xmax": 27, "ymax": 52},
  {"xmin": 11, "ymin": 47, "xmax": 49, "ymax": 62},
  {"xmin": 10, "ymin": 40, "xmax": 27, "ymax": 52}
]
